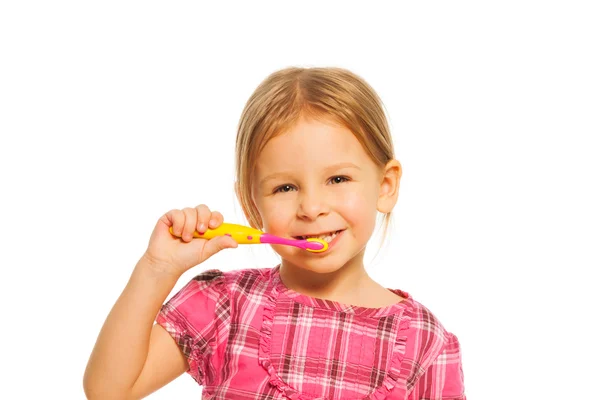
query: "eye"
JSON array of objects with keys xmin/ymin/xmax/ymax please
[
  {"xmin": 329, "ymin": 176, "xmax": 350, "ymax": 184},
  {"xmin": 274, "ymin": 184, "xmax": 296, "ymax": 194}
]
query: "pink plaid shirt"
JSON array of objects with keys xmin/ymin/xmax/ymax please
[{"xmin": 156, "ymin": 266, "xmax": 466, "ymax": 399}]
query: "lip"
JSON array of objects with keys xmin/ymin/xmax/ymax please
[
  {"xmin": 293, "ymin": 229, "xmax": 343, "ymax": 240},
  {"xmin": 321, "ymin": 229, "xmax": 344, "ymax": 252}
]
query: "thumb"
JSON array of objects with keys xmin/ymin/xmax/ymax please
[{"xmin": 200, "ymin": 235, "xmax": 238, "ymax": 260}]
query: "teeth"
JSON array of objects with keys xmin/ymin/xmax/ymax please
[{"xmin": 301, "ymin": 230, "xmax": 340, "ymax": 243}]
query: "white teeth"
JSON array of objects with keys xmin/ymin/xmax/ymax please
[{"xmin": 301, "ymin": 230, "xmax": 339, "ymax": 243}]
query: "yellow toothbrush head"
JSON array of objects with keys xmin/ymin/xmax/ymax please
[{"xmin": 305, "ymin": 237, "xmax": 328, "ymax": 253}]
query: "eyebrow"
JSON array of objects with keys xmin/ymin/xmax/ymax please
[{"xmin": 258, "ymin": 162, "xmax": 361, "ymax": 186}]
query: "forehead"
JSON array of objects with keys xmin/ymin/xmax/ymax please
[{"xmin": 256, "ymin": 117, "xmax": 371, "ymax": 172}]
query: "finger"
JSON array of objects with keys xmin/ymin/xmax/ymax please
[
  {"xmin": 181, "ymin": 207, "xmax": 197, "ymax": 241},
  {"xmin": 208, "ymin": 211, "xmax": 224, "ymax": 229},
  {"xmin": 166, "ymin": 209, "xmax": 185, "ymax": 237},
  {"xmin": 195, "ymin": 204, "xmax": 211, "ymax": 233},
  {"xmin": 201, "ymin": 235, "xmax": 238, "ymax": 259}
]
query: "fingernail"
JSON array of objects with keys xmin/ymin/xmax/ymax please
[
  {"xmin": 198, "ymin": 223, "xmax": 205, "ymax": 233},
  {"xmin": 209, "ymin": 219, "xmax": 217, "ymax": 227}
]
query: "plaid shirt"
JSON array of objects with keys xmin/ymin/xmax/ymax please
[{"xmin": 157, "ymin": 266, "xmax": 466, "ymax": 399}]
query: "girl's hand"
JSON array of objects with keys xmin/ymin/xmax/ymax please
[{"xmin": 142, "ymin": 204, "xmax": 238, "ymax": 276}]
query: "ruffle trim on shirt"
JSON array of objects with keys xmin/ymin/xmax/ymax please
[{"xmin": 258, "ymin": 278, "xmax": 413, "ymax": 400}]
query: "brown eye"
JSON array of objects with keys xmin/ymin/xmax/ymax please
[
  {"xmin": 330, "ymin": 176, "xmax": 350, "ymax": 184},
  {"xmin": 275, "ymin": 184, "xmax": 295, "ymax": 193}
]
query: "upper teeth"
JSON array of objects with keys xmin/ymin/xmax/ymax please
[{"xmin": 300, "ymin": 230, "xmax": 340, "ymax": 243}]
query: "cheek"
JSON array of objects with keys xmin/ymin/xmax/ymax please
[
  {"xmin": 257, "ymin": 198, "xmax": 295, "ymax": 234},
  {"xmin": 338, "ymin": 190, "xmax": 378, "ymax": 238}
]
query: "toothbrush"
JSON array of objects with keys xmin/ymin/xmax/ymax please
[{"xmin": 169, "ymin": 222, "xmax": 328, "ymax": 253}]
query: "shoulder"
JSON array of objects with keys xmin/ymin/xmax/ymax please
[
  {"xmin": 405, "ymin": 298, "xmax": 462, "ymax": 368},
  {"xmin": 404, "ymin": 299, "xmax": 466, "ymax": 397},
  {"xmin": 191, "ymin": 266, "xmax": 274, "ymax": 297},
  {"xmin": 160, "ymin": 267, "xmax": 272, "ymax": 327}
]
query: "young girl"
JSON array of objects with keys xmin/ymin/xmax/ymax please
[{"xmin": 84, "ymin": 67, "xmax": 466, "ymax": 399}]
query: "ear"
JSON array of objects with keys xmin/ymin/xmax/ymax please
[{"xmin": 377, "ymin": 159, "xmax": 402, "ymax": 213}]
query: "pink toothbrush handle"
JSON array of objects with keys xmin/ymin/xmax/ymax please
[{"xmin": 260, "ymin": 234, "xmax": 327, "ymax": 253}]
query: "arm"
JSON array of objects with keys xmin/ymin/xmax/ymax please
[
  {"xmin": 83, "ymin": 258, "xmax": 188, "ymax": 400},
  {"xmin": 83, "ymin": 205, "xmax": 238, "ymax": 399}
]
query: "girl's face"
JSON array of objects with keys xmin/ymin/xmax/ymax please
[{"xmin": 251, "ymin": 116, "xmax": 400, "ymax": 274}]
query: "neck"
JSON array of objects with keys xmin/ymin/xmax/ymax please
[{"xmin": 279, "ymin": 249, "xmax": 376, "ymax": 301}]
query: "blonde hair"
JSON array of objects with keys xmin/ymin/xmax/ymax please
[{"xmin": 235, "ymin": 66, "xmax": 396, "ymax": 243}]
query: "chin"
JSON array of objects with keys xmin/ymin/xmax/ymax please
[
  {"xmin": 296, "ymin": 260, "xmax": 342, "ymax": 273},
  {"xmin": 279, "ymin": 251, "xmax": 358, "ymax": 275}
]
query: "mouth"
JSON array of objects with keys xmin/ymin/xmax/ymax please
[{"xmin": 293, "ymin": 230, "xmax": 343, "ymax": 244}]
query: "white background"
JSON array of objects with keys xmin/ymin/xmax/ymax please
[{"xmin": 1, "ymin": 1, "xmax": 598, "ymax": 399}]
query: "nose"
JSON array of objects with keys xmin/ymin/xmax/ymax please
[{"xmin": 297, "ymin": 187, "xmax": 330, "ymax": 221}]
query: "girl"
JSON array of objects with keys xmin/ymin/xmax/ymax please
[{"xmin": 84, "ymin": 67, "xmax": 466, "ymax": 399}]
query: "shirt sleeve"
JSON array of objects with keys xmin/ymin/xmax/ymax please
[
  {"xmin": 409, "ymin": 332, "xmax": 466, "ymax": 400},
  {"xmin": 155, "ymin": 269, "xmax": 228, "ymax": 386}
]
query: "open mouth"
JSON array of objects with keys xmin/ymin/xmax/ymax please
[{"xmin": 294, "ymin": 230, "xmax": 343, "ymax": 244}]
